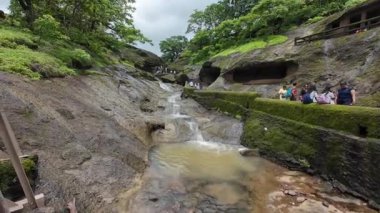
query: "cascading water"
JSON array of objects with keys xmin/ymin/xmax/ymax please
[
  {"xmin": 159, "ymin": 81, "xmax": 173, "ymax": 92},
  {"xmin": 127, "ymin": 82, "xmax": 376, "ymax": 213},
  {"xmin": 186, "ymin": 121, "xmax": 204, "ymax": 141}
]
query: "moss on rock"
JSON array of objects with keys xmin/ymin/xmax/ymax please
[
  {"xmin": 186, "ymin": 89, "xmax": 380, "ymax": 205},
  {"xmin": 251, "ymin": 98, "xmax": 380, "ymax": 139},
  {"xmin": 242, "ymin": 109, "xmax": 380, "ymax": 204}
]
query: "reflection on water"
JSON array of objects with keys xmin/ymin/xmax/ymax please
[{"xmin": 149, "ymin": 141, "xmax": 256, "ymax": 181}]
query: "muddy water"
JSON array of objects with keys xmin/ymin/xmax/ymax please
[{"xmin": 126, "ymin": 83, "xmax": 375, "ymax": 213}]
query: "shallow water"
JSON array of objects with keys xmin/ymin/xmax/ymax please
[
  {"xmin": 126, "ymin": 84, "xmax": 375, "ymax": 213},
  {"xmin": 141, "ymin": 141, "xmax": 375, "ymax": 212}
]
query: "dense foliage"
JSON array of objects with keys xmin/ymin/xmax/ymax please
[
  {"xmin": 8, "ymin": 0, "xmax": 150, "ymax": 53},
  {"xmin": 0, "ymin": 1, "xmax": 153, "ymax": 79},
  {"xmin": 183, "ymin": 0, "xmax": 368, "ymax": 63},
  {"xmin": 159, "ymin": 36, "xmax": 189, "ymax": 62}
]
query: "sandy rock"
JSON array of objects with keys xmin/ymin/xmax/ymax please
[
  {"xmin": 61, "ymin": 143, "xmax": 92, "ymax": 165},
  {"xmin": 296, "ymin": 196, "xmax": 307, "ymax": 203},
  {"xmin": 239, "ymin": 148, "xmax": 260, "ymax": 157}
]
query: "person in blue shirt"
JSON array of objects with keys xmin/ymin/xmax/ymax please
[{"xmin": 336, "ymin": 82, "xmax": 356, "ymax": 105}]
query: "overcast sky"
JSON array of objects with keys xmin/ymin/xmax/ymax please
[
  {"xmin": 0, "ymin": 0, "xmax": 217, "ymax": 56},
  {"xmin": 133, "ymin": 0, "xmax": 217, "ymax": 55},
  {"xmin": 0, "ymin": 0, "xmax": 9, "ymax": 13}
]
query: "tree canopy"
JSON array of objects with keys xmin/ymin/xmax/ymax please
[
  {"xmin": 8, "ymin": 0, "xmax": 150, "ymax": 53},
  {"xmin": 159, "ymin": 36, "xmax": 189, "ymax": 62},
  {"xmin": 183, "ymin": 0, "xmax": 366, "ymax": 64}
]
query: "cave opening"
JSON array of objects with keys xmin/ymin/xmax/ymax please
[
  {"xmin": 199, "ymin": 62, "xmax": 221, "ymax": 86},
  {"xmin": 228, "ymin": 61, "xmax": 298, "ymax": 84}
]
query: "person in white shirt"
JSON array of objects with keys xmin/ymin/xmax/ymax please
[{"xmin": 278, "ymin": 85, "xmax": 287, "ymax": 100}]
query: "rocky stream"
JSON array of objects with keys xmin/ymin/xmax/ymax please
[
  {"xmin": 123, "ymin": 82, "xmax": 375, "ymax": 213},
  {"xmin": 0, "ymin": 69, "xmax": 377, "ymax": 212}
]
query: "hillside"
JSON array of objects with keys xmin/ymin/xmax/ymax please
[
  {"xmin": 0, "ymin": 25, "xmax": 163, "ymax": 80},
  {"xmin": 183, "ymin": 12, "xmax": 380, "ymax": 107}
]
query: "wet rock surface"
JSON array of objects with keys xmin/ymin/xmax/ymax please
[
  {"xmin": 125, "ymin": 87, "xmax": 376, "ymax": 213},
  {"xmin": 0, "ymin": 68, "xmax": 169, "ymax": 211},
  {"xmin": 0, "ymin": 68, "xmax": 377, "ymax": 212}
]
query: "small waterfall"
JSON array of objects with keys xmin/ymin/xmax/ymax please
[
  {"xmin": 164, "ymin": 91, "xmax": 204, "ymax": 142},
  {"xmin": 186, "ymin": 121, "xmax": 204, "ymax": 142},
  {"xmin": 166, "ymin": 93, "xmax": 188, "ymax": 118},
  {"xmin": 159, "ymin": 81, "xmax": 173, "ymax": 92}
]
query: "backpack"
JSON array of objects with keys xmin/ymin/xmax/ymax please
[
  {"xmin": 316, "ymin": 93, "xmax": 331, "ymax": 104},
  {"xmin": 302, "ymin": 93, "xmax": 313, "ymax": 104}
]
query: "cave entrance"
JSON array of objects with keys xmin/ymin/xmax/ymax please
[
  {"xmin": 228, "ymin": 61, "xmax": 298, "ymax": 84},
  {"xmin": 199, "ymin": 62, "xmax": 221, "ymax": 86}
]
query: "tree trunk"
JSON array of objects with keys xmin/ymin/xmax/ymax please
[{"xmin": 17, "ymin": 0, "xmax": 35, "ymax": 27}]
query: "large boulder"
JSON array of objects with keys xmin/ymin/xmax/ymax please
[{"xmin": 120, "ymin": 46, "xmax": 163, "ymax": 73}]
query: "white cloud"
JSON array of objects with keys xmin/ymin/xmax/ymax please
[
  {"xmin": 0, "ymin": 0, "xmax": 10, "ymax": 13},
  {"xmin": 132, "ymin": 0, "xmax": 218, "ymax": 56}
]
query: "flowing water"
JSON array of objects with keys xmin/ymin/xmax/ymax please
[{"xmin": 127, "ymin": 83, "xmax": 375, "ymax": 212}]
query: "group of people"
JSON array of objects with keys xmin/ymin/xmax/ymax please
[
  {"xmin": 154, "ymin": 66, "xmax": 177, "ymax": 75},
  {"xmin": 278, "ymin": 81, "xmax": 356, "ymax": 105},
  {"xmin": 186, "ymin": 80, "xmax": 202, "ymax": 90}
]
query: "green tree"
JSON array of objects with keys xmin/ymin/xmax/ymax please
[
  {"xmin": 33, "ymin": 14, "xmax": 63, "ymax": 40},
  {"xmin": 186, "ymin": 0, "xmax": 259, "ymax": 33},
  {"xmin": 9, "ymin": 0, "xmax": 150, "ymax": 50},
  {"xmin": 159, "ymin": 36, "xmax": 189, "ymax": 62}
]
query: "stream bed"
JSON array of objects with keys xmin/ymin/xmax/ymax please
[{"xmin": 126, "ymin": 84, "xmax": 375, "ymax": 213}]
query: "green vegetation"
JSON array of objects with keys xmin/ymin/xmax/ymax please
[
  {"xmin": 213, "ymin": 35, "xmax": 288, "ymax": 57},
  {"xmin": 0, "ymin": 47, "xmax": 75, "ymax": 79},
  {"xmin": 186, "ymin": 90, "xmax": 380, "ymax": 139},
  {"xmin": 159, "ymin": 36, "xmax": 189, "ymax": 62},
  {"xmin": 0, "ymin": 156, "xmax": 38, "ymax": 192},
  {"xmin": 172, "ymin": 0, "xmax": 370, "ymax": 64},
  {"xmin": 0, "ymin": 0, "xmax": 152, "ymax": 79},
  {"xmin": 251, "ymin": 98, "xmax": 380, "ymax": 139}
]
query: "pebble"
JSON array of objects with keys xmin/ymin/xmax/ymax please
[
  {"xmin": 296, "ymin": 197, "xmax": 307, "ymax": 203},
  {"xmin": 323, "ymin": 201, "xmax": 330, "ymax": 207},
  {"xmin": 287, "ymin": 190, "xmax": 297, "ymax": 196}
]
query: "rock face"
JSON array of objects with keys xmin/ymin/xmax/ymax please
[
  {"xmin": 0, "ymin": 67, "xmax": 169, "ymax": 211},
  {"xmin": 120, "ymin": 46, "xmax": 164, "ymax": 73},
  {"xmin": 200, "ymin": 21, "xmax": 380, "ymax": 107}
]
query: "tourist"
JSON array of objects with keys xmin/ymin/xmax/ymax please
[
  {"xmin": 301, "ymin": 84, "xmax": 316, "ymax": 104},
  {"xmin": 189, "ymin": 81, "xmax": 194, "ymax": 87},
  {"xmin": 309, "ymin": 84, "xmax": 318, "ymax": 103},
  {"xmin": 299, "ymin": 84, "xmax": 309, "ymax": 102},
  {"xmin": 278, "ymin": 85, "xmax": 287, "ymax": 100},
  {"xmin": 285, "ymin": 85, "xmax": 292, "ymax": 100},
  {"xmin": 317, "ymin": 86, "xmax": 335, "ymax": 104},
  {"xmin": 336, "ymin": 82, "xmax": 356, "ymax": 105},
  {"xmin": 290, "ymin": 83, "xmax": 298, "ymax": 101}
]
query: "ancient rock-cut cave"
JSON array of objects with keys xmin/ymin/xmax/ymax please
[
  {"xmin": 225, "ymin": 61, "xmax": 298, "ymax": 84},
  {"xmin": 199, "ymin": 62, "xmax": 221, "ymax": 86}
]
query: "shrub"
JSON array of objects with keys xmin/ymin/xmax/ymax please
[
  {"xmin": 306, "ymin": 16, "xmax": 324, "ymax": 24},
  {"xmin": 0, "ymin": 27, "xmax": 37, "ymax": 49},
  {"xmin": 33, "ymin": 15, "xmax": 63, "ymax": 40},
  {"xmin": 51, "ymin": 48, "xmax": 92, "ymax": 69},
  {"xmin": 0, "ymin": 47, "xmax": 75, "ymax": 79},
  {"xmin": 344, "ymin": 0, "xmax": 367, "ymax": 8}
]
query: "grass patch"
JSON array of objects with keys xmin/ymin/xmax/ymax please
[
  {"xmin": 0, "ymin": 27, "xmax": 38, "ymax": 49},
  {"xmin": 213, "ymin": 35, "xmax": 288, "ymax": 57},
  {"xmin": 0, "ymin": 47, "xmax": 75, "ymax": 79}
]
